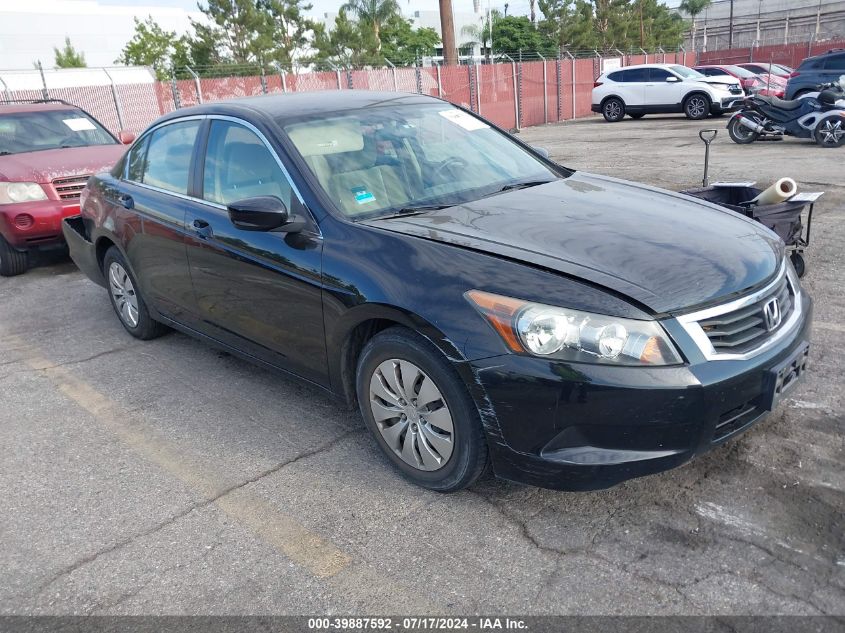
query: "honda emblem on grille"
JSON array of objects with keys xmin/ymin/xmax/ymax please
[{"xmin": 763, "ymin": 298, "xmax": 782, "ymax": 331}]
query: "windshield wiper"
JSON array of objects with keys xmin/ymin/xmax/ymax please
[
  {"xmin": 0, "ymin": 151, "xmax": 11, "ymax": 156},
  {"xmin": 369, "ymin": 204, "xmax": 453, "ymax": 220},
  {"xmin": 498, "ymin": 180, "xmax": 554, "ymax": 192}
]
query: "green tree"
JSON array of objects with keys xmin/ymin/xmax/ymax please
[
  {"xmin": 340, "ymin": 0, "xmax": 400, "ymax": 51},
  {"xmin": 538, "ymin": 0, "xmax": 683, "ymax": 52},
  {"xmin": 381, "ymin": 15, "xmax": 441, "ymax": 65},
  {"xmin": 182, "ymin": 21, "xmax": 225, "ymax": 68},
  {"xmin": 309, "ymin": 8, "xmax": 379, "ymax": 67},
  {"xmin": 678, "ymin": 0, "xmax": 711, "ymax": 50},
  {"xmin": 53, "ymin": 37, "xmax": 86, "ymax": 68},
  {"xmin": 117, "ymin": 16, "xmax": 184, "ymax": 79},
  {"xmin": 492, "ymin": 15, "xmax": 556, "ymax": 56},
  {"xmin": 259, "ymin": 0, "xmax": 315, "ymax": 70},
  {"xmin": 197, "ymin": 0, "xmax": 272, "ymax": 65}
]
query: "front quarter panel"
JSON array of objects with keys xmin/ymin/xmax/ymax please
[{"xmin": 319, "ymin": 218, "xmax": 651, "ymax": 393}]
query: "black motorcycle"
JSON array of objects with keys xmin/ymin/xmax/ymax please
[{"xmin": 727, "ymin": 86, "xmax": 845, "ymax": 147}]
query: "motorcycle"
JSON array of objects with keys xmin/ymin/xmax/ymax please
[{"xmin": 727, "ymin": 83, "xmax": 845, "ymax": 148}]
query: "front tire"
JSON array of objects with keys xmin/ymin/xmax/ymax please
[
  {"xmin": 356, "ymin": 327, "xmax": 488, "ymax": 492},
  {"xmin": 814, "ymin": 117, "xmax": 845, "ymax": 148},
  {"xmin": 684, "ymin": 93, "xmax": 711, "ymax": 120},
  {"xmin": 790, "ymin": 252, "xmax": 806, "ymax": 278},
  {"xmin": 728, "ymin": 116, "xmax": 760, "ymax": 144},
  {"xmin": 602, "ymin": 97, "xmax": 625, "ymax": 122},
  {"xmin": 0, "ymin": 235, "xmax": 28, "ymax": 277},
  {"xmin": 103, "ymin": 247, "xmax": 167, "ymax": 340}
]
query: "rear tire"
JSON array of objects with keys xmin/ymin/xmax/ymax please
[
  {"xmin": 602, "ymin": 97, "xmax": 625, "ymax": 122},
  {"xmin": 728, "ymin": 116, "xmax": 760, "ymax": 144},
  {"xmin": 814, "ymin": 117, "xmax": 845, "ymax": 148},
  {"xmin": 0, "ymin": 235, "xmax": 28, "ymax": 277},
  {"xmin": 103, "ymin": 247, "xmax": 167, "ymax": 340},
  {"xmin": 684, "ymin": 93, "xmax": 711, "ymax": 120},
  {"xmin": 356, "ymin": 327, "xmax": 489, "ymax": 492}
]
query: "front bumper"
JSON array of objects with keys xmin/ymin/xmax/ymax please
[
  {"xmin": 469, "ymin": 292, "xmax": 813, "ymax": 491},
  {"xmin": 713, "ymin": 96, "xmax": 744, "ymax": 113},
  {"xmin": 0, "ymin": 199, "xmax": 81, "ymax": 249}
]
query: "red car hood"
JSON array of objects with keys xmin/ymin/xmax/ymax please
[{"xmin": 0, "ymin": 144, "xmax": 127, "ymax": 183}]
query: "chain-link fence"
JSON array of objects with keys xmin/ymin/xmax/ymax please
[{"xmin": 3, "ymin": 38, "xmax": 843, "ymax": 137}]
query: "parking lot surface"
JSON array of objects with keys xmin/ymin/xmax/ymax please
[{"xmin": 1, "ymin": 114, "xmax": 843, "ymax": 615}]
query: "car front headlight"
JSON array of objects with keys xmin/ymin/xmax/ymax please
[
  {"xmin": 0, "ymin": 182, "xmax": 47, "ymax": 205},
  {"xmin": 465, "ymin": 290, "xmax": 683, "ymax": 366}
]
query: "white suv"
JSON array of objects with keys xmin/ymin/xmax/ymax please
[{"xmin": 591, "ymin": 63, "xmax": 744, "ymax": 122}]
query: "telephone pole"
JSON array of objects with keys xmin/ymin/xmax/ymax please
[{"xmin": 440, "ymin": 0, "xmax": 457, "ymax": 66}]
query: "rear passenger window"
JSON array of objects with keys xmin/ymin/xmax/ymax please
[
  {"xmin": 623, "ymin": 68, "xmax": 649, "ymax": 82},
  {"xmin": 202, "ymin": 120, "xmax": 292, "ymax": 209},
  {"xmin": 824, "ymin": 54, "xmax": 845, "ymax": 69},
  {"xmin": 142, "ymin": 120, "xmax": 201, "ymax": 195}
]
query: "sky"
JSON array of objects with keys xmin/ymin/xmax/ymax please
[{"xmin": 0, "ymin": 0, "xmax": 682, "ymax": 70}]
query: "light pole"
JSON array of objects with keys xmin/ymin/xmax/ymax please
[{"xmin": 728, "ymin": 0, "xmax": 734, "ymax": 48}]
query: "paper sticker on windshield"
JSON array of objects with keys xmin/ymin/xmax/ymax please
[
  {"xmin": 351, "ymin": 187, "xmax": 375, "ymax": 204},
  {"xmin": 62, "ymin": 118, "xmax": 96, "ymax": 132},
  {"xmin": 438, "ymin": 109, "xmax": 489, "ymax": 131}
]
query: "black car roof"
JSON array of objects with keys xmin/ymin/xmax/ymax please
[{"xmin": 156, "ymin": 90, "xmax": 443, "ymax": 126}]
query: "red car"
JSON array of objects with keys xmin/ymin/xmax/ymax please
[
  {"xmin": 0, "ymin": 100, "xmax": 133, "ymax": 276},
  {"xmin": 736, "ymin": 62, "xmax": 794, "ymax": 79},
  {"xmin": 694, "ymin": 64, "xmax": 786, "ymax": 97}
]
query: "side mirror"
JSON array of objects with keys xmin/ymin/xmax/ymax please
[
  {"xmin": 118, "ymin": 130, "xmax": 136, "ymax": 145},
  {"xmin": 227, "ymin": 196, "xmax": 298, "ymax": 232},
  {"xmin": 666, "ymin": 76, "xmax": 680, "ymax": 83},
  {"xmin": 532, "ymin": 146, "xmax": 550, "ymax": 159}
]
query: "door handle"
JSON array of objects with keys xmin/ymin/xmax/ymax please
[
  {"xmin": 191, "ymin": 218, "xmax": 213, "ymax": 239},
  {"xmin": 117, "ymin": 193, "xmax": 134, "ymax": 209}
]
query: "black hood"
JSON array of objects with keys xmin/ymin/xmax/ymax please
[{"xmin": 363, "ymin": 172, "xmax": 783, "ymax": 314}]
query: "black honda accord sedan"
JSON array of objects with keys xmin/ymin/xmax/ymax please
[{"xmin": 63, "ymin": 91, "xmax": 812, "ymax": 492}]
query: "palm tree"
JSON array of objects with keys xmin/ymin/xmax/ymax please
[
  {"xmin": 341, "ymin": 0, "xmax": 401, "ymax": 51},
  {"xmin": 679, "ymin": 0, "xmax": 711, "ymax": 51}
]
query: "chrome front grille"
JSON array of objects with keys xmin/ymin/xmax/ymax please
[
  {"xmin": 675, "ymin": 261, "xmax": 803, "ymax": 361},
  {"xmin": 699, "ymin": 274, "xmax": 793, "ymax": 354},
  {"xmin": 52, "ymin": 175, "xmax": 90, "ymax": 200}
]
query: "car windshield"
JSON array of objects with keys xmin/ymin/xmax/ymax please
[
  {"xmin": 773, "ymin": 64, "xmax": 793, "ymax": 73},
  {"xmin": 282, "ymin": 103, "xmax": 562, "ymax": 220},
  {"xmin": 671, "ymin": 65, "xmax": 704, "ymax": 79},
  {"xmin": 726, "ymin": 65, "xmax": 756, "ymax": 78},
  {"xmin": 0, "ymin": 109, "xmax": 115, "ymax": 156}
]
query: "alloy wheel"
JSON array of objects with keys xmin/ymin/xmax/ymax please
[
  {"xmin": 818, "ymin": 119, "xmax": 845, "ymax": 146},
  {"xmin": 369, "ymin": 359, "xmax": 454, "ymax": 471},
  {"xmin": 604, "ymin": 100, "xmax": 622, "ymax": 121},
  {"xmin": 687, "ymin": 96, "xmax": 707, "ymax": 118},
  {"xmin": 108, "ymin": 262, "xmax": 140, "ymax": 328}
]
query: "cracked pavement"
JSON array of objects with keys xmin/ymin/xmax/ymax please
[{"xmin": 1, "ymin": 114, "xmax": 843, "ymax": 615}]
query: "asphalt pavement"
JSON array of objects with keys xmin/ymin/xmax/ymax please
[{"xmin": 1, "ymin": 113, "xmax": 843, "ymax": 616}]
